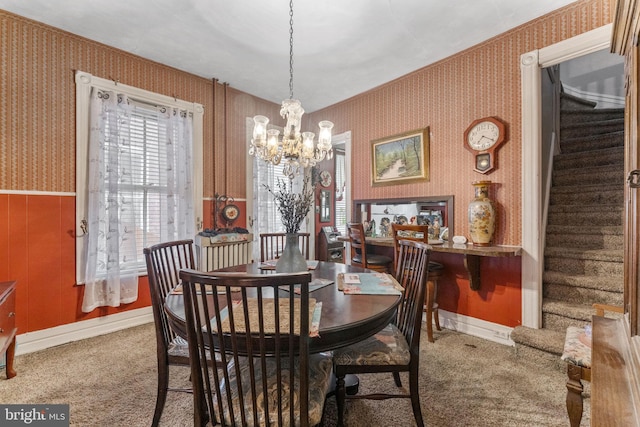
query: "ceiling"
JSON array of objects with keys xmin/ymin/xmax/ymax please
[{"xmin": 0, "ymin": 0, "xmax": 579, "ymax": 112}]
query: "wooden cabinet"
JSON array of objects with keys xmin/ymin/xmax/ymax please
[{"xmin": 0, "ymin": 281, "xmax": 17, "ymax": 379}]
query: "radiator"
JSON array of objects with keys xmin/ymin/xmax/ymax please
[{"xmin": 195, "ymin": 234, "xmax": 254, "ymax": 272}]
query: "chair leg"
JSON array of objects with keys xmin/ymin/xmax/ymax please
[
  {"xmin": 336, "ymin": 374, "xmax": 347, "ymax": 427},
  {"xmin": 392, "ymin": 372, "xmax": 402, "ymax": 387},
  {"xmin": 566, "ymin": 363, "xmax": 585, "ymax": 427},
  {"xmin": 432, "ymin": 278, "xmax": 441, "ymax": 331},
  {"xmin": 409, "ymin": 365, "xmax": 425, "ymax": 427},
  {"xmin": 425, "ymin": 280, "xmax": 435, "ymax": 343},
  {"xmin": 152, "ymin": 362, "xmax": 170, "ymax": 427}
]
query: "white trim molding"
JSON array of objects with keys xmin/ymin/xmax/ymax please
[
  {"xmin": 438, "ymin": 310, "xmax": 514, "ymax": 346},
  {"xmin": 520, "ymin": 24, "xmax": 613, "ymax": 328},
  {"xmin": 15, "ymin": 307, "xmax": 153, "ymax": 356}
]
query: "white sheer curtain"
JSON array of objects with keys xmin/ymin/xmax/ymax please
[
  {"xmin": 82, "ymin": 88, "xmax": 194, "ymax": 312},
  {"xmin": 251, "ymin": 155, "xmax": 307, "ymax": 261}
]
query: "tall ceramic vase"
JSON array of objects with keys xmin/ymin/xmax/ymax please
[
  {"xmin": 276, "ymin": 233, "xmax": 308, "ymax": 273},
  {"xmin": 468, "ymin": 181, "xmax": 496, "ymax": 246}
]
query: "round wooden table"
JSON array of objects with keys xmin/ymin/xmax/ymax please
[{"xmin": 164, "ymin": 261, "xmax": 401, "ymax": 353}]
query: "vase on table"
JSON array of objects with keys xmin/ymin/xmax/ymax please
[
  {"xmin": 276, "ymin": 233, "xmax": 308, "ymax": 273},
  {"xmin": 468, "ymin": 180, "xmax": 496, "ymax": 246}
]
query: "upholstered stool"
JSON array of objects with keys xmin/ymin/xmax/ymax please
[
  {"xmin": 425, "ymin": 261, "xmax": 444, "ymax": 343},
  {"xmin": 561, "ymin": 325, "xmax": 592, "ymax": 427},
  {"xmin": 351, "ymin": 252, "xmax": 393, "ymax": 273},
  {"xmin": 347, "ymin": 222, "xmax": 393, "ymax": 273}
]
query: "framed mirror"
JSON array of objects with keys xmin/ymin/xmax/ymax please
[
  {"xmin": 352, "ymin": 195, "xmax": 454, "ymax": 239},
  {"xmin": 320, "ymin": 190, "xmax": 331, "ymax": 223}
]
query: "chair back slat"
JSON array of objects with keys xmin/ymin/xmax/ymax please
[
  {"xmin": 346, "ymin": 222, "xmax": 368, "ymax": 268},
  {"xmin": 394, "ymin": 240, "xmax": 431, "ymax": 350},
  {"xmin": 391, "ymin": 223, "xmax": 429, "ymax": 273},
  {"xmin": 260, "ymin": 232, "xmax": 311, "ymax": 262},
  {"xmin": 144, "ymin": 240, "xmax": 196, "ymax": 351},
  {"xmin": 181, "ymin": 269, "xmax": 315, "ymax": 427}
]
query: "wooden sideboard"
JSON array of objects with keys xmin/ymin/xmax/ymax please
[
  {"xmin": 591, "ymin": 315, "xmax": 640, "ymax": 426},
  {"xmin": 0, "ymin": 281, "xmax": 17, "ymax": 379},
  {"xmin": 343, "ymin": 237, "xmax": 522, "ymax": 290}
]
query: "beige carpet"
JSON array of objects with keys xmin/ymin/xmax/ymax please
[{"xmin": 0, "ymin": 323, "xmax": 589, "ymax": 426}]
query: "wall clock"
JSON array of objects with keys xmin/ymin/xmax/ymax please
[
  {"xmin": 221, "ymin": 204, "xmax": 240, "ymax": 223},
  {"xmin": 319, "ymin": 170, "xmax": 332, "ymax": 188},
  {"xmin": 463, "ymin": 116, "xmax": 507, "ymax": 174}
]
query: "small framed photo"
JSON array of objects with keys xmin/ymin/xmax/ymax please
[{"xmin": 371, "ymin": 127, "xmax": 430, "ymax": 186}]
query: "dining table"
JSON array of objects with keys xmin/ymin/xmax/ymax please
[{"xmin": 164, "ymin": 260, "xmax": 403, "ymax": 354}]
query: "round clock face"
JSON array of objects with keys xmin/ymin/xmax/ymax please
[
  {"xmin": 467, "ymin": 120, "xmax": 501, "ymax": 151},
  {"xmin": 320, "ymin": 170, "xmax": 332, "ymax": 188},
  {"xmin": 221, "ymin": 204, "xmax": 240, "ymax": 222}
]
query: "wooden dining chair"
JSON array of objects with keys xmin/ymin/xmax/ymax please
[
  {"xmin": 333, "ymin": 239, "xmax": 431, "ymax": 427},
  {"xmin": 180, "ymin": 268, "xmax": 333, "ymax": 427},
  {"xmin": 143, "ymin": 240, "xmax": 198, "ymax": 427},
  {"xmin": 390, "ymin": 223, "xmax": 445, "ymax": 342},
  {"xmin": 346, "ymin": 222, "xmax": 392, "ymax": 273},
  {"xmin": 260, "ymin": 232, "xmax": 311, "ymax": 262}
]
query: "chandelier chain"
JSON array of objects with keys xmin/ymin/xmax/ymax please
[
  {"xmin": 289, "ymin": 0, "xmax": 294, "ymax": 100},
  {"xmin": 249, "ymin": 0, "xmax": 334, "ymax": 178}
]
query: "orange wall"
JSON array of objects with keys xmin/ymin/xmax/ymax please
[{"xmin": 0, "ymin": 0, "xmax": 614, "ymax": 334}]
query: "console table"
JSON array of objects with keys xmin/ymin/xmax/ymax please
[
  {"xmin": 0, "ymin": 281, "xmax": 17, "ymax": 379},
  {"xmin": 343, "ymin": 237, "xmax": 522, "ymax": 290},
  {"xmin": 591, "ymin": 315, "xmax": 640, "ymax": 426}
]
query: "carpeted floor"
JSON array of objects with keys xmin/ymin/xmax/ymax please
[{"xmin": 0, "ymin": 323, "xmax": 589, "ymax": 426}]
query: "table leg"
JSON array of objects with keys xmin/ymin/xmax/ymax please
[
  {"xmin": 327, "ymin": 372, "xmax": 359, "ymax": 396},
  {"xmin": 5, "ymin": 335, "xmax": 16, "ymax": 379}
]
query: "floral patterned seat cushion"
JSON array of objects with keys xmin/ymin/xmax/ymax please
[
  {"xmin": 216, "ymin": 352, "xmax": 333, "ymax": 427},
  {"xmin": 560, "ymin": 325, "xmax": 592, "ymax": 369},
  {"xmin": 333, "ymin": 323, "xmax": 410, "ymax": 366}
]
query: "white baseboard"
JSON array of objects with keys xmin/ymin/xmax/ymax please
[
  {"xmin": 15, "ymin": 307, "xmax": 154, "ymax": 356},
  {"xmin": 436, "ymin": 310, "xmax": 515, "ymax": 346}
]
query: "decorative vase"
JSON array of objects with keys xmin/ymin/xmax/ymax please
[
  {"xmin": 468, "ymin": 181, "xmax": 496, "ymax": 246},
  {"xmin": 275, "ymin": 233, "xmax": 308, "ymax": 273}
]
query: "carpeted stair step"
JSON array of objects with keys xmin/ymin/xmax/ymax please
[
  {"xmin": 542, "ymin": 299, "xmax": 596, "ymax": 331},
  {"xmin": 560, "ymin": 108, "xmax": 624, "ymax": 125},
  {"xmin": 553, "ymin": 146, "xmax": 624, "ymax": 169},
  {"xmin": 545, "ymin": 230, "xmax": 623, "ymax": 250},
  {"xmin": 549, "ymin": 184, "xmax": 623, "ymax": 205},
  {"xmin": 545, "ymin": 247, "xmax": 623, "ymax": 276},
  {"xmin": 546, "ymin": 204, "xmax": 623, "ymax": 226},
  {"xmin": 544, "ymin": 281, "xmax": 624, "ymax": 307},
  {"xmin": 552, "ymin": 164, "xmax": 624, "ymax": 187},
  {"xmin": 560, "ymin": 92, "xmax": 597, "ymax": 110},
  {"xmin": 559, "ymin": 131, "xmax": 624, "ymax": 153},
  {"xmin": 511, "ymin": 326, "xmax": 566, "ymax": 371},
  {"xmin": 560, "ymin": 118, "xmax": 624, "ymax": 138},
  {"xmin": 543, "ymin": 270, "xmax": 623, "ymax": 304}
]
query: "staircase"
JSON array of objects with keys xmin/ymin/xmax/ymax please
[{"xmin": 511, "ymin": 93, "xmax": 625, "ymax": 369}]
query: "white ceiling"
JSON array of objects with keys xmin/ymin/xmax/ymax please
[{"xmin": 0, "ymin": 0, "xmax": 579, "ymax": 112}]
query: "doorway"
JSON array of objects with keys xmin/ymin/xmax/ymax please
[{"xmin": 521, "ymin": 24, "xmax": 614, "ymax": 328}]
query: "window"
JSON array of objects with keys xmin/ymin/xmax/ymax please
[
  {"xmin": 75, "ymin": 71, "xmax": 203, "ymax": 285},
  {"xmin": 334, "ymin": 150, "xmax": 347, "ymax": 235}
]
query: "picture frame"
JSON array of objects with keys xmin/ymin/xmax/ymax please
[{"xmin": 371, "ymin": 127, "xmax": 430, "ymax": 186}]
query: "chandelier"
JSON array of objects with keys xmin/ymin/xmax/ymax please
[{"xmin": 249, "ymin": 0, "xmax": 334, "ymax": 179}]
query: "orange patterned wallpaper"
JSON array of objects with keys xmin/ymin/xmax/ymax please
[
  {"xmin": 0, "ymin": 10, "xmax": 279, "ymax": 202},
  {"xmin": 0, "ymin": 0, "xmax": 615, "ymax": 237},
  {"xmin": 308, "ymin": 0, "xmax": 614, "ymax": 246}
]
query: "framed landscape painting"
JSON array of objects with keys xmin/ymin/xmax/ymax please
[{"xmin": 371, "ymin": 127, "xmax": 430, "ymax": 186}]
